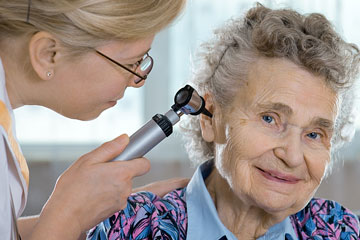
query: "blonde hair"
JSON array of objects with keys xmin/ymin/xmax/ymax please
[{"xmin": 0, "ymin": 0, "xmax": 185, "ymax": 52}]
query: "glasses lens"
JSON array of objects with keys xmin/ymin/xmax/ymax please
[
  {"xmin": 133, "ymin": 55, "xmax": 153, "ymax": 84},
  {"xmin": 137, "ymin": 56, "xmax": 153, "ymax": 77}
]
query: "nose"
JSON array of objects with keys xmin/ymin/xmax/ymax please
[{"xmin": 273, "ymin": 128, "xmax": 304, "ymax": 168}]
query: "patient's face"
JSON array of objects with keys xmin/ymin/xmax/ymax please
[{"xmin": 216, "ymin": 57, "xmax": 337, "ymax": 215}]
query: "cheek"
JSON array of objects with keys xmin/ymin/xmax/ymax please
[
  {"xmin": 81, "ymin": 68, "xmax": 128, "ymax": 101},
  {"xmin": 59, "ymin": 70, "xmax": 124, "ymax": 115},
  {"xmin": 219, "ymin": 124, "xmax": 267, "ymax": 185},
  {"xmin": 80, "ymin": 56, "xmax": 130, "ymax": 93},
  {"xmin": 305, "ymin": 150, "xmax": 329, "ymax": 184},
  {"xmin": 225, "ymin": 122, "xmax": 276, "ymax": 161}
]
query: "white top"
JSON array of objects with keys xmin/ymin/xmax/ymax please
[{"xmin": 0, "ymin": 57, "xmax": 29, "ymax": 239}]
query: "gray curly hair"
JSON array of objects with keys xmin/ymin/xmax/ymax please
[{"xmin": 180, "ymin": 3, "xmax": 360, "ymax": 176}]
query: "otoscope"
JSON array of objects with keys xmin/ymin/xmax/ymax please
[{"xmin": 112, "ymin": 85, "xmax": 212, "ymax": 161}]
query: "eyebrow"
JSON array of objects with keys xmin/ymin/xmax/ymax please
[
  {"xmin": 310, "ymin": 117, "xmax": 334, "ymax": 133},
  {"xmin": 256, "ymin": 102, "xmax": 293, "ymax": 116}
]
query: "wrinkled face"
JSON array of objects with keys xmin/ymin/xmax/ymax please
[
  {"xmin": 49, "ymin": 36, "xmax": 154, "ymax": 120},
  {"xmin": 215, "ymin": 57, "xmax": 337, "ymax": 215}
]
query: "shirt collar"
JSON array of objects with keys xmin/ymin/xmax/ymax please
[{"xmin": 186, "ymin": 160, "xmax": 298, "ymax": 240}]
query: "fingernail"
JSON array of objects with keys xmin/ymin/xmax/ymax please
[{"xmin": 118, "ymin": 134, "xmax": 129, "ymax": 144}]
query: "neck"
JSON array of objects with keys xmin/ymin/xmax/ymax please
[
  {"xmin": 205, "ymin": 169, "xmax": 283, "ymax": 239},
  {"xmin": 3, "ymin": 65, "xmax": 26, "ymax": 109},
  {"xmin": 1, "ymin": 38, "xmax": 42, "ymax": 109}
]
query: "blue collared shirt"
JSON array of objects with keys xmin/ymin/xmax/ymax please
[{"xmin": 186, "ymin": 160, "xmax": 298, "ymax": 240}]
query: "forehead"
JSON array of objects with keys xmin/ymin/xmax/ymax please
[{"xmin": 235, "ymin": 57, "xmax": 337, "ymax": 124}]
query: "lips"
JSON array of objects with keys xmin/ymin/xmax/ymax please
[{"xmin": 256, "ymin": 167, "xmax": 300, "ymax": 184}]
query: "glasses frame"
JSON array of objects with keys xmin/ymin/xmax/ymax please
[{"xmin": 95, "ymin": 50, "xmax": 153, "ymax": 84}]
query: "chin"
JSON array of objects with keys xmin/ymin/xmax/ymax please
[
  {"xmin": 63, "ymin": 109, "xmax": 103, "ymax": 121},
  {"xmin": 59, "ymin": 102, "xmax": 116, "ymax": 120},
  {"xmin": 253, "ymin": 191, "xmax": 300, "ymax": 214},
  {"xmin": 258, "ymin": 199, "xmax": 292, "ymax": 213},
  {"xmin": 78, "ymin": 115, "xmax": 99, "ymax": 121},
  {"xmin": 81, "ymin": 111, "xmax": 104, "ymax": 121}
]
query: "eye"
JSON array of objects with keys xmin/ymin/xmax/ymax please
[
  {"xmin": 260, "ymin": 113, "xmax": 284, "ymax": 131},
  {"xmin": 306, "ymin": 132, "xmax": 321, "ymax": 140},
  {"xmin": 126, "ymin": 59, "xmax": 142, "ymax": 69},
  {"xmin": 262, "ymin": 115, "xmax": 275, "ymax": 124}
]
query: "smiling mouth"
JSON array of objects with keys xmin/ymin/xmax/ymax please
[{"xmin": 256, "ymin": 167, "xmax": 300, "ymax": 184}]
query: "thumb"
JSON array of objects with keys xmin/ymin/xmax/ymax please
[{"xmin": 86, "ymin": 134, "xmax": 130, "ymax": 163}]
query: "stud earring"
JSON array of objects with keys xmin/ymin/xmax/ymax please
[{"xmin": 46, "ymin": 71, "xmax": 53, "ymax": 77}]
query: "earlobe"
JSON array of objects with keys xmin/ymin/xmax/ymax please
[
  {"xmin": 28, "ymin": 31, "xmax": 59, "ymax": 80},
  {"xmin": 200, "ymin": 93, "xmax": 215, "ymax": 142}
]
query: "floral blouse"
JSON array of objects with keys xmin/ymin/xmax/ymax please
[
  {"xmin": 87, "ymin": 189, "xmax": 359, "ymax": 240},
  {"xmin": 87, "ymin": 159, "xmax": 359, "ymax": 240}
]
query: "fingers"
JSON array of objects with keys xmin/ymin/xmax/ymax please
[
  {"xmin": 75, "ymin": 133, "xmax": 151, "ymax": 189},
  {"xmin": 86, "ymin": 134, "xmax": 151, "ymax": 177},
  {"xmin": 82, "ymin": 134, "xmax": 130, "ymax": 164},
  {"xmin": 113, "ymin": 157, "xmax": 151, "ymax": 178},
  {"xmin": 133, "ymin": 178, "xmax": 190, "ymax": 197}
]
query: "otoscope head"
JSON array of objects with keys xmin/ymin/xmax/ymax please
[{"xmin": 172, "ymin": 85, "xmax": 212, "ymax": 118}]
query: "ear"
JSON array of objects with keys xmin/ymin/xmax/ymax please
[
  {"xmin": 200, "ymin": 93, "xmax": 216, "ymax": 142},
  {"xmin": 28, "ymin": 31, "xmax": 61, "ymax": 80}
]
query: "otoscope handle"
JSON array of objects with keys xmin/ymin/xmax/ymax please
[{"xmin": 112, "ymin": 109, "xmax": 180, "ymax": 161}]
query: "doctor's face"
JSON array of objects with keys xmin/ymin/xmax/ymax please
[
  {"xmin": 215, "ymin": 57, "xmax": 337, "ymax": 215},
  {"xmin": 49, "ymin": 36, "xmax": 154, "ymax": 120}
]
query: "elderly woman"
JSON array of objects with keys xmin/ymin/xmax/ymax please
[{"xmin": 87, "ymin": 4, "xmax": 360, "ymax": 240}]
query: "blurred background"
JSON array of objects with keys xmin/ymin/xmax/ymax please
[{"xmin": 17, "ymin": 0, "xmax": 360, "ymax": 216}]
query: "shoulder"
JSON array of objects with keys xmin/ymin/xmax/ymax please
[
  {"xmin": 126, "ymin": 188, "xmax": 187, "ymax": 219},
  {"xmin": 87, "ymin": 188, "xmax": 187, "ymax": 240},
  {"xmin": 290, "ymin": 198, "xmax": 359, "ymax": 239}
]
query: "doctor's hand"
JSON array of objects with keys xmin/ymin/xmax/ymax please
[
  {"xmin": 29, "ymin": 134, "xmax": 150, "ymax": 240},
  {"xmin": 133, "ymin": 178, "xmax": 189, "ymax": 197}
]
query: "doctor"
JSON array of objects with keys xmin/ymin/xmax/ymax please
[{"xmin": 0, "ymin": 0, "xmax": 186, "ymax": 239}]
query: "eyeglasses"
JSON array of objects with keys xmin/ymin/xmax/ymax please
[{"xmin": 95, "ymin": 50, "xmax": 154, "ymax": 84}]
